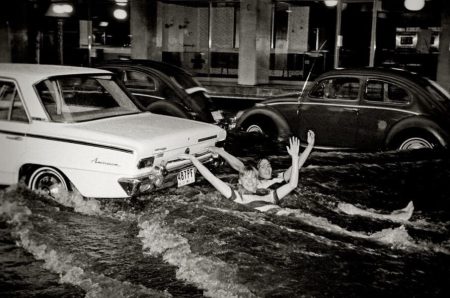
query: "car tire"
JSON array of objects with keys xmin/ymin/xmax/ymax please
[
  {"xmin": 396, "ymin": 134, "xmax": 437, "ymax": 151},
  {"xmin": 242, "ymin": 118, "xmax": 277, "ymax": 138},
  {"xmin": 28, "ymin": 167, "xmax": 70, "ymax": 198}
]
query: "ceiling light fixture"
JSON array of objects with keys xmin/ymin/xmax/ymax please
[
  {"xmin": 324, "ymin": 0, "xmax": 338, "ymax": 7},
  {"xmin": 115, "ymin": 0, "xmax": 128, "ymax": 6},
  {"xmin": 113, "ymin": 8, "xmax": 127, "ymax": 20},
  {"xmin": 404, "ymin": 0, "xmax": 425, "ymax": 11}
]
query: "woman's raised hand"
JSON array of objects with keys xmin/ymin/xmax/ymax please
[
  {"xmin": 307, "ymin": 130, "xmax": 315, "ymax": 146},
  {"xmin": 287, "ymin": 137, "xmax": 300, "ymax": 157}
]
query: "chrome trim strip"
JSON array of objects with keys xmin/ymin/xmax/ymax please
[
  {"xmin": 198, "ymin": 135, "xmax": 217, "ymax": 142},
  {"xmin": 211, "ymin": 94, "xmax": 263, "ymax": 101},
  {"xmin": 264, "ymin": 101, "xmax": 420, "ymax": 115},
  {"xmin": 27, "ymin": 133, "xmax": 134, "ymax": 154},
  {"xmin": 185, "ymin": 87, "xmax": 208, "ymax": 94},
  {"xmin": 31, "ymin": 117, "xmax": 47, "ymax": 121},
  {"xmin": 131, "ymin": 93, "xmax": 165, "ymax": 100},
  {"xmin": 0, "ymin": 130, "xmax": 25, "ymax": 137}
]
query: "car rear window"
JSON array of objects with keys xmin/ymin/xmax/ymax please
[
  {"xmin": 35, "ymin": 75, "xmax": 140, "ymax": 123},
  {"xmin": 364, "ymin": 79, "xmax": 411, "ymax": 105}
]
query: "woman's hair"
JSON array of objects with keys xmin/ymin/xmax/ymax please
[
  {"xmin": 256, "ymin": 158, "xmax": 271, "ymax": 170},
  {"xmin": 237, "ymin": 165, "xmax": 259, "ymax": 194},
  {"xmin": 239, "ymin": 165, "xmax": 258, "ymax": 179}
]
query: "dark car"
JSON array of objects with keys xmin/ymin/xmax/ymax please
[
  {"xmin": 97, "ymin": 59, "xmax": 224, "ymax": 124},
  {"xmin": 234, "ymin": 68, "xmax": 450, "ymax": 151}
]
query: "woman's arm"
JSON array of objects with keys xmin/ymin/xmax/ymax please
[
  {"xmin": 282, "ymin": 130, "xmax": 315, "ymax": 182},
  {"xmin": 208, "ymin": 146, "xmax": 245, "ymax": 172},
  {"xmin": 179, "ymin": 153, "xmax": 233, "ymax": 198},
  {"xmin": 276, "ymin": 137, "xmax": 300, "ymax": 200}
]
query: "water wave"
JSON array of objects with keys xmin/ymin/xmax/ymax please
[
  {"xmin": 0, "ymin": 187, "xmax": 170, "ymax": 298},
  {"xmin": 138, "ymin": 211, "xmax": 255, "ymax": 298}
]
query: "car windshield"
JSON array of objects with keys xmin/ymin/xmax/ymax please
[{"xmin": 35, "ymin": 74, "xmax": 140, "ymax": 123}]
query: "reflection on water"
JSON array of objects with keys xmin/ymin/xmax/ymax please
[{"xmin": 1, "ymin": 134, "xmax": 450, "ymax": 297}]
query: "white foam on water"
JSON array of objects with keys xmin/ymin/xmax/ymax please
[
  {"xmin": 0, "ymin": 190, "xmax": 170, "ymax": 298},
  {"xmin": 18, "ymin": 230, "xmax": 169, "ymax": 298},
  {"xmin": 273, "ymin": 208, "xmax": 450, "ymax": 253},
  {"xmin": 137, "ymin": 214, "xmax": 256, "ymax": 298},
  {"xmin": 37, "ymin": 189, "xmax": 104, "ymax": 217}
]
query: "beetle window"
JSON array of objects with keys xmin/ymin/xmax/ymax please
[
  {"xmin": 124, "ymin": 70, "xmax": 157, "ymax": 91},
  {"xmin": 309, "ymin": 81, "xmax": 326, "ymax": 98},
  {"xmin": 387, "ymin": 84, "xmax": 410, "ymax": 103},
  {"xmin": 364, "ymin": 81, "xmax": 384, "ymax": 101},
  {"xmin": 364, "ymin": 80, "xmax": 411, "ymax": 104},
  {"xmin": 309, "ymin": 78, "xmax": 359, "ymax": 100},
  {"xmin": 0, "ymin": 81, "xmax": 27, "ymax": 122}
]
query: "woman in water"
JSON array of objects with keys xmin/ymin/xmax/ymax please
[
  {"xmin": 207, "ymin": 131, "xmax": 315, "ymax": 189},
  {"xmin": 180, "ymin": 137, "xmax": 301, "ymax": 212}
]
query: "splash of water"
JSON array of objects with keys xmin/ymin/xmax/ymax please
[
  {"xmin": 274, "ymin": 207, "xmax": 450, "ymax": 254},
  {"xmin": 37, "ymin": 188, "xmax": 103, "ymax": 216},
  {"xmin": 0, "ymin": 188, "xmax": 170, "ymax": 298},
  {"xmin": 138, "ymin": 212, "xmax": 256, "ymax": 298}
]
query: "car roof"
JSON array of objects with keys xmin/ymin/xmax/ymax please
[
  {"xmin": 99, "ymin": 59, "xmax": 192, "ymax": 76},
  {"xmin": 318, "ymin": 67, "xmax": 430, "ymax": 85},
  {"xmin": 0, "ymin": 63, "xmax": 111, "ymax": 82}
]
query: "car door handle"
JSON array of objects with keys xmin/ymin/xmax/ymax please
[{"xmin": 6, "ymin": 136, "xmax": 23, "ymax": 141}]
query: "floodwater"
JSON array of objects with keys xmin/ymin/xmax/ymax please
[{"xmin": 1, "ymin": 133, "xmax": 450, "ymax": 297}]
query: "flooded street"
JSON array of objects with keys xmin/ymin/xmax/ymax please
[{"xmin": 1, "ymin": 133, "xmax": 450, "ymax": 297}]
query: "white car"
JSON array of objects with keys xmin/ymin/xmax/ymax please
[{"xmin": 0, "ymin": 63, "xmax": 226, "ymax": 198}]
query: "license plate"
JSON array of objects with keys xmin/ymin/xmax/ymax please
[{"xmin": 177, "ymin": 167, "xmax": 196, "ymax": 187}]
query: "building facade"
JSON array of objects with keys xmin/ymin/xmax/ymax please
[{"xmin": 0, "ymin": 0, "xmax": 449, "ymax": 90}]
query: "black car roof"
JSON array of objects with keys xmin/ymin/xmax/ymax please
[
  {"xmin": 317, "ymin": 67, "xmax": 430, "ymax": 86},
  {"xmin": 99, "ymin": 59, "xmax": 192, "ymax": 77}
]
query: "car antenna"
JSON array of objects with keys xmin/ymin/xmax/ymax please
[{"xmin": 297, "ymin": 40, "xmax": 327, "ymax": 110}]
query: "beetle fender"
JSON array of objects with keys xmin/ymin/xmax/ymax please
[
  {"xmin": 235, "ymin": 106, "xmax": 292, "ymax": 138},
  {"xmin": 385, "ymin": 116, "xmax": 449, "ymax": 149},
  {"xmin": 146, "ymin": 100, "xmax": 191, "ymax": 119}
]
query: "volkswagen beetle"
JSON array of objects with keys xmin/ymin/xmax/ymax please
[{"xmin": 235, "ymin": 68, "xmax": 450, "ymax": 151}]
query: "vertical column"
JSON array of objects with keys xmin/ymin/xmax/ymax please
[
  {"xmin": 130, "ymin": 0, "xmax": 161, "ymax": 60},
  {"xmin": 333, "ymin": 0, "xmax": 343, "ymax": 69},
  {"xmin": 57, "ymin": 19, "xmax": 64, "ymax": 64},
  {"xmin": 437, "ymin": 1, "xmax": 450, "ymax": 92},
  {"xmin": 238, "ymin": 0, "xmax": 271, "ymax": 85},
  {"xmin": 369, "ymin": 0, "xmax": 379, "ymax": 67},
  {"xmin": 0, "ymin": 24, "xmax": 11, "ymax": 62},
  {"xmin": 6, "ymin": 0, "xmax": 29, "ymax": 63}
]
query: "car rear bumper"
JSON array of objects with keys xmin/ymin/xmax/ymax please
[{"xmin": 119, "ymin": 151, "xmax": 216, "ymax": 197}]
